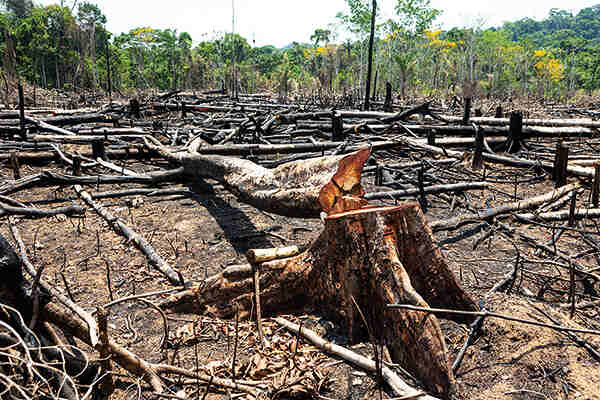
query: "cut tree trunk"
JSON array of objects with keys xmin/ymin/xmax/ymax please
[
  {"xmin": 144, "ymin": 136, "xmax": 351, "ymax": 218},
  {"xmin": 161, "ymin": 202, "xmax": 478, "ymax": 397}
]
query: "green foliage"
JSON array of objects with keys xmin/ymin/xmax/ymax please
[
  {"xmin": 336, "ymin": 0, "xmax": 373, "ymax": 36},
  {"xmin": 394, "ymin": 0, "xmax": 441, "ymax": 34},
  {"xmin": 2, "ymin": 1, "xmax": 600, "ymax": 99}
]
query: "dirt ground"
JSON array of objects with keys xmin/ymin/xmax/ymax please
[{"xmin": 1, "ymin": 102, "xmax": 600, "ymax": 399}]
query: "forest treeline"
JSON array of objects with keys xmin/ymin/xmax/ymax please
[{"xmin": 2, "ymin": 0, "xmax": 600, "ymax": 100}]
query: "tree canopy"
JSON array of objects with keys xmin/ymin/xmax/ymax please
[{"xmin": 1, "ymin": 2, "xmax": 600, "ymax": 99}]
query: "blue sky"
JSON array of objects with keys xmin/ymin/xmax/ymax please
[{"xmin": 37, "ymin": 0, "xmax": 599, "ymax": 47}]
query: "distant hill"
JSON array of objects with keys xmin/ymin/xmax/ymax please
[
  {"xmin": 501, "ymin": 5, "xmax": 600, "ymax": 47},
  {"xmin": 280, "ymin": 42, "xmax": 311, "ymax": 51}
]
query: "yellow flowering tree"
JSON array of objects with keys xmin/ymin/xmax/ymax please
[
  {"xmin": 533, "ymin": 49, "xmax": 565, "ymax": 97},
  {"xmin": 423, "ymin": 28, "xmax": 458, "ymax": 94}
]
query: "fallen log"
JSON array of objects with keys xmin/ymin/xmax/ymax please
[
  {"xmin": 0, "ymin": 146, "xmax": 149, "ymax": 163},
  {"xmin": 30, "ymin": 134, "xmax": 146, "ymax": 143},
  {"xmin": 297, "ymin": 121, "xmax": 597, "ymax": 138},
  {"xmin": 514, "ymin": 208, "xmax": 600, "ymax": 222},
  {"xmin": 0, "ymin": 168, "xmax": 183, "ymax": 196},
  {"xmin": 397, "ymin": 137, "xmax": 596, "ymax": 179},
  {"xmin": 365, "ymin": 182, "xmax": 488, "ymax": 200},
  {"xmin": 0, "ymin": 113, "xmax": 114, "ymax": 127},
  {"xmin": 144, "ymin": 135, "xmax": 353, "ymax": 218},
  {"xmin": 186, "ymin": 137, "xmax": 508, "ymax": 156},
  {"xmin": 430, "ymin": 184, "xmax": 579, "ymax": 232},
  {"xmin": 0, "ymin": 203, "xmax": 84, "ymax": 218},
  {"xmin": 440, "ymin": 115, "xmax": 600, "ymax": 128}
]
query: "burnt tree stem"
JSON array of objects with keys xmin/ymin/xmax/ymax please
[
  {"xmin": 384, "ymin": 82, "xmax": 392, "ymax": 112},
  {"xmin": 592, "ymin": 163, "xmax": 600, "ymax": 207},
  {"xmin": 554, "ymin": 142, "xmax": 569, "ymax": 188},
  {"xmin": 472, "ymin": 125, "xmax": 484, "ymax": 170},
  {"xmin": 462, "ymin": 97, "xmax": 471, "ymax": 125},
  {"xmin": 508, "ymin": 111, "xmax": 523, "ymax": 153},
  {"xmin": 363, "ymin": 0, "xmax": 376, "ymax": 111},
  {"xmin": 18, "ymin": 81, "xmax": 26, "ymax": 140}
]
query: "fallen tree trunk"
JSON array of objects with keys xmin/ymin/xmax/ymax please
[
  {"xmin": 0, "ymin": 168, "xmax": 183, "ymax": 196},
  {"xmin": 365, "ymin": 182, "xmax": 488, "ymax": 200},
  {"xmin": 0, "ymin": 146, "xmax": 149, "ymax": 163},
  {"xmin": 398, "ymin": 137, "xmax": 596, "ymax": 179},
  {"xmin": 514, "ymin": 208, "xmax": 600, "ymax": 222},
  {"xmin": 144, "ymin": 136, "xmax": 352, "ymax": 218},
  {"xmin": 0, "ymin": 113, "xmax": 114, "ymax": 127},
  {"xmin": 155, "ymin": 146, "xmax": 479, "ymax": 397},
  {"xmin": 440, "ymin": 115, "xmax": 600, "ymax": 128}
]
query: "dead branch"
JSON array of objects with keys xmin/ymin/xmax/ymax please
[
  {"xmin": 74, "ymin": 184, "xmax": 184, "ymax": 285},
  {"xmin": 7, "ymin": 217, "xmax": 99, "ymax": 347},
  {"xmin": 0, "ymin": 203, "xmax": 85, "ymax": 218},
  {"xmin": 275, "ymin": 317, "xmax": 439, "ymax": 400},
  {"xmin": 430, "ymin": 183, "xmax": 580, "ymax": 232}
]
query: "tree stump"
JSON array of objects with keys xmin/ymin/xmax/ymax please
[
  {"xmin": 159, "ymin": 147, "xmax": 478, "ymax": 397},
  {"xmin": 162, "ymin": 202, "xmax": 477, "ymax": 397}
]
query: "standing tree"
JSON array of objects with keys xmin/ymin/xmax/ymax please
[
  {"xmin": 388, "ymin": 0, "xmax": 441, "ymax": 98},
  {"xmin": 337, "ymin": 0, "xmax": 377, "ymax": 98},
  {"xmin": 77, "ymin": 2, "xmax": 106, "ymax": 91}
]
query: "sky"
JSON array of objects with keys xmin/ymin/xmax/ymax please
[{"xmin": 36, "ymin": 0, "xmax": 600, "ymax": 47}]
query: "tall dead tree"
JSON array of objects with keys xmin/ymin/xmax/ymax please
[{"xmin": 364, "ymin": 0, "xmax": 376, "ymax": 111}]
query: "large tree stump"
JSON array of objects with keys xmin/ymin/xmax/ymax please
[{"xmin": 161, "ymin": 202, "xmax": 478, "ymax": 397}]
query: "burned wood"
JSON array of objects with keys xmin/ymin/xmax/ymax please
[
  {"xmin": 5, "ymin": 93, "xmax": 600, "ymax": 400},
  {"xmin": 430, "ymin": 184, "xmax": 579, "ymax": 232},
  {"xmin": 386, "ymin": 304, "xmax": 600, "ymax": 336},
  {"xmin": 158, "ymin": 150, "xmax": 477, "ymax": 396},
  {"xmin": 0, "ymin": 168, "xmax": 183, "ymax": 196},
  {"xmin": 145, "ymin": 135, "xmax": 354, "ymax": 218},
  {"xmin": 592, "ymin": 163, "xmax": 600, "ymax": 207},
  {"xmin": 553, "ymin": 141, "xmax": 569, "ymax": 187},
  {"xmin": 18, "ymin": 81, "xmax": 25, "ymax": 140},
  {"xmin": 0, "ymin": 203, "xmax": 84, "ymax": 218},
  {"xmin": 365, "ymin": 182, "xmax": 488, "ymax": 200},
  {"xmin": 161, "ymin": 202, "xmax": 478, "ymax": 397},
  {"xmin": 7, "ymin": 218, "xmax": 99, "ymax": 347},
  {"xmin": 381, "ymin": 101, "xmax": 433, "ymax": 123},
  {"xmin": 514, "ymin": 208, "xmax": 600, "ymax": 222}
]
